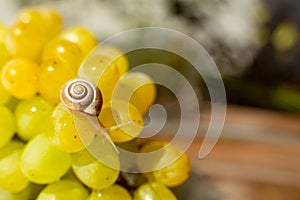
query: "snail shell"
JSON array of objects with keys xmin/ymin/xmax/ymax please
[{"xmin": 60, "ymin": 78, "xmax": 103, "ymax": 116}]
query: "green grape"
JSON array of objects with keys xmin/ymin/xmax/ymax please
[
  {"xmin": 36, "ymin": 180, "xmax": 89, "ymax": 200},
  {"xmin": 42, "ymin": 39, "xmax": 83, "ymax": 70},
  {"xmin": 72, "ymin": 148, "xmax": 120, "ymax": 190},
  {"xmin": 134, "ymin": 182, "xmax": 177, "ymax": 200},
  {"xmin": 0, "ymin": 105, "xmax": 16, "ymax": 148},
  {"xmin": 88, "ymin": 184, "xmax": 132, "ymax": 200},
  {"xmin": 60, "ymin": 26, "xmax": 98, "ymax": 57},
  {"xmin": 38, "ymin": 58, "xmax": 76, "ymax": 104},
  {"xmin": 20, "ymin": 133, "xmax": 71, "ymax": 184},
  {"xmin": 272, "ymin": 22, "xmax": 299, "ymax": 52},
  {"xmin": 113, "ymin": 72, "xmax": 156, "ymax": 115},
  {"xmin": 79, "ymin": 54, "xmax": 120, "ymax": 102},
  {"xmin": 15, "ymin": 95, "xmax": 54, "ymax": 141},
  {"xmin": 96, "ymin": 46, "xmax": 129, "ymax": 76},
  {"xmin": 98, "ymin": 100, "xmax": 144, "ymax": 143},
  {"xmin": 1, "ymin": 57, "xmax": 39, "ymax": 99},
  {"xmin": 49, "ymin": 105, "xmax": 94, "ymax": 152},
  {"xmin": 0, "ymin": 183, "xmax": 44, "ymax": 200},
  {"xmin": 140, "ymin": 141, "xmax": 191, "ymax": 187},
  {"xmin": 0, "ymin": 141, "xmax": 29, "ymax": 192}
]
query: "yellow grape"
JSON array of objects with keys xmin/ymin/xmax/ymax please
[
  {"xmin": 36, "ymin": 180, "xmax": 89, "ymax": 200},
  {"xmin": 15, "ymin": 7, "xmax": 62, "ymax": 41},
  {"xmin": 79, "ymin": 55, "xmax": 120, "ymax": 102},
  {"xmin": 134, "ymin": 182, "xmax": 177, "ymax": 200},
  {"xmin": 72, "ymin": 148, "xmax": 120, "ymax": 190},
  {"xmin": 113, "ymin": 72, "xmax": 156, "ymax": 115},
  {"xmin": 4, "ymin": 23, "xmax": 44, "ymax": 60},
  {"xmin": 1, "ymin": 57, "xmax": 39, "ymax": 99},
  {"xmin": 0, "ymin": 82, "xmax": 11, "ymax": 105},
  {"xmin": 0, "ymin": 105, "xmax": 16, "ymax": 148},
  {"xmin": 140, "ymin": 141, "xmax": 191, "ymax": 187},
  {"xmin": 49, "ymin": 105, "xmax": 94, "ymax": 152},
  {"xmin": 0, "ymin": 22, "xmax": 8, "ymax": 41},
  {"xmin": 37, "ymin": 58, "xmax": 76, "ymax": 104},
  {"xmin": 0, "ymin": 22, "xmax": 10, "ymax": 67},
  {"xmin": 98, "ymin": 100, "xmax": 144, "ymax": 143},
  {"xmin": 20, "ymin": 133, "xmax": 71, "ymax": 184},
  {"xmin": 0, "ymin": 141, "xmax": 29, "ymax": 192},
  {"xmin": 39, "ymin": 7, "xmax": 63, "ymax": 38},
  {"xmin": 41, "ymin": 39, "xmax": 83, "ymax": 70},
  {"xmin": 88, "ymin": 184, "xmax": 132, "ymax": 200},
  {"xmin": 15, "ymin": 95, "xmax": 54, "ymax": 141},
  {"xmin": 0, "ymin": 23, "xmax": 11, "ymax": 104},
  {"xmin": 60, "ymin": 26, "xmax": 98, "ymax": 57},
  {"xmin": 96, "ymin": 46, "xmax": 129, "ymax": 76}
]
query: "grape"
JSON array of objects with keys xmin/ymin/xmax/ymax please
[
  {"xmin": 1, "ymin": 57, "xmax": 39, "ymax": 99},
  {"xmin": 0, "ymin": 23, "xmax": 11, "ymax": 104},
  {"xmin": 4, "ymin": 23, "xmax": 45, "ymax": 60},
  {"xmin": 49, "ymin": 105, "xmax": 94, "ymax": 152},
  {"xmin": 272, "ymin": 22, "xmax": 298, "ymax": 52},
  {"xmin": 133, "ymin": 182, "xmax": 177, "ymax": 200},
  {"xmin": 15, "ymin": 95, "xmax": 54, "ymax": 141},
  {"xmin": 0, "ymin": 7, "xmax": 193, "ymax": 200},
  {"xmin": 78, "ymin": 54, "xmax": 120, "ymax": 102},
  {"xmin": 38, "ymin": 7, "xmax": 63, "ymax": 38},
  {"xmin": 0, "ymin": 22, "xmax": 9, "ymax": 42},
  {"xmin": 60, "ymin": 26, "xmax": 98, "ymax": 57},
  {"xmin": 41, "ymin": 39, "xmax": 83, "ymax": 70},
  {"xmin": 98, "ymin": 100, "xmax": 144, "ymax": 143},
  {"xmin": 36, "ymin": 180, "xmax": 89, "ymax": 200},
  {"xmin": 0, "ymin": 22, "xmax": 10, "ymax": 68},
  {"xmin": 140, "ymin": 141, "xmax": 191, "ymax": 187},
  {"xmin": 0, "ymin": 83, "xmax": 11, "ymax": 105},
  {"xmin": 14, "ymin": 7, "xmax": 62, "ymax": 45},
  {"xmin": 96, "ymin": 46, "xmax": 129, "ymax": 76},
  {"xmin": 0, "ymin": 105, "xmax": 16, "ymax": 148},
  {"xmin": 0, "ymin": 183, "xmax": 44, "ymax": 200},
  {"xmin": 113, "ymin": 72, "xmax": 156, "ymax": 115},
  {"xmin": 20, "ymin": 133, "xmax": 71, "ymax": 184},
  {"xmin": 72, "ymin": 148, "xmax": 120, "ymax": 190},
  {"xmin": 38, "ymin": 58, "xmax": 76, "ymax": 104},
  {"xmin": 88, "ymin": 184, "xmax": 132, "ymax": 200},
  {"xmin": 0, "ymin": 141, "xmax": 29, "ymax": 192}
]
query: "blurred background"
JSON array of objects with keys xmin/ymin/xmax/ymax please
[{"xmin": 1, "ymin": 0, "xmax": 300, "ymax": 199}]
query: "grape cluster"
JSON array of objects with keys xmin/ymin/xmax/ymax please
[{"xmin": 0, "ymin": 6, "xmax": 191, "ymax": 200}]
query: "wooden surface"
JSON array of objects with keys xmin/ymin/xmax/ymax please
[{"xmin": 157, "ymin": 105, "xmax": 300, "ymax": 200}]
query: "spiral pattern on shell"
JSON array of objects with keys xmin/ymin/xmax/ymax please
[{"xmin": 60, "ymin": 78, "xmax": 102, "ymax": 116}]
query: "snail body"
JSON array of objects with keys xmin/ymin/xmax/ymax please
[{"xmin": 60, "ymin": 78, "xmax": 103, "ymax": 116}]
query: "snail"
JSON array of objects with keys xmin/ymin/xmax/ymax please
[{"xmin": 60, "ymin": 78, "xmax": 103, "ymax": 116}]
